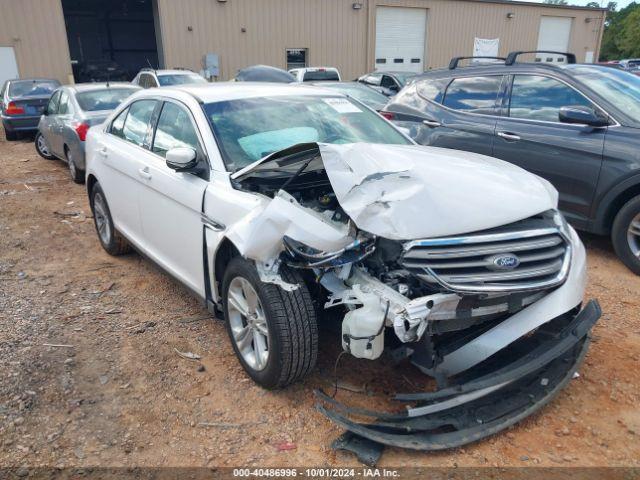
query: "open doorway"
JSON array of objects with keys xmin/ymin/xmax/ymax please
[{"xmin": 61, "ymin": 0, "xmax": 160, "ymax": 83}]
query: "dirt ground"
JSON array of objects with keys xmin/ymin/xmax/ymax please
[{"xmin": 1, "ymin": 130, "xmax": 639, "ymax": 470}]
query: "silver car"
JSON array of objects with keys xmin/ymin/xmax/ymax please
[{"xmin": 35, "ymin": 83, "xmax": 141, "ymax": 183}]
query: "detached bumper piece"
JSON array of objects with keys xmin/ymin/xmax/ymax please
[{"xmin": 316, "ymin": 299, "xmax": 601, "ymax": 465}]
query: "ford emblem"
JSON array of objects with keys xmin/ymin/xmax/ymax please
[{"xmin": 490, "ymin": 253, "xmax": 520, "ymax": 270}]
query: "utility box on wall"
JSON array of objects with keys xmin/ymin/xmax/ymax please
[{"xmin": 202, "ymin": 53, "xmax": 220, "ymax": 80}]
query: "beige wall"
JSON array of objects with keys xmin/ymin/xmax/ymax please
[
  {"xmin": 158, "ymin": 0, "xmax": 605, "ymax": 81},
  {"xmin": 0, "ymin": 0, "xmax": 72, "ymax": 84},
  {"xmin": 156, "ymin": 0, "xmax": 370, "ymax": 80}
]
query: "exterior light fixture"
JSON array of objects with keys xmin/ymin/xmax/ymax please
[
  {"xmin": 506, "ymin": 12, "xmax": 515, "ymax": 19},
  {"xmin": 352, "ymin": 2, "xmax": 363, "ymax": 10}
]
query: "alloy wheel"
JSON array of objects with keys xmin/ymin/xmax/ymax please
[
  {"xmin": 227, "ymin": 277, "xmax": 269, "ymax": 371},
  {"xmin": 93, "ymin": 192, "xmax": 112, "ymax": 246},
  {"xmin": 37, "ymin": 135, "xmax": 50, "ymax": 157},
  {"xmin": 627, "ymin": 213, "xmax": 640, "ymax": 258}
]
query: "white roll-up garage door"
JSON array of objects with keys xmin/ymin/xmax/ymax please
[
  {"xmin": 375, "ymin": 6, "xmax": 427, "ymax": 73},
  {"xmin": 536, "ymin": 16, "xmax": 573, "ymax": 63}
]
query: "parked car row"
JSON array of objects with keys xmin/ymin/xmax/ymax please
[{"xmin": 7, "ymin": 51, "xmax": 623, "ymax": 453}]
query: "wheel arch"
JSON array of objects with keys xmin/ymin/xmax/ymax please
[
  {"xmin": 593, "ymin": 176, "xmax": 640, "ymax": 235},
  {"xmin": 211, "ymin": 236, "xmax": 242, "ymax": 302},
  {"xmin": 86, "ymin": 174, "xmax": 98, "ymax": 201}
]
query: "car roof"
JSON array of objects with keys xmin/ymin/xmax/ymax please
[
  {"xmin": 69, "ymin": 82, "xmax": 140, "ymax": 93},
  {"xmin": 414, "ymin": 61, "xmax": 608, "ymax": 80},
  {"xmin": 156, "ymin": 69, "xmax": 197, "ymax": 76},
  {"xmin": 6, "ymin": 77, "xmax": 60, "ymax": 84},
  {"xmin": 139, "ymin": 82, "xmax": 346, "ymax": 103}
]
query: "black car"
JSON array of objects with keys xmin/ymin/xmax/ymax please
[
  {"xmin": 382, "ymin": 51, "xmax": 640, "ymax": 274},
  {"xmin": 1, "ymin": 78, "xmax": 61, "ymax": 140}
]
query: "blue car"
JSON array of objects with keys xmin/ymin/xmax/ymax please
[{"xmin": 1, "ymin": 78, "xmax": 60, "ymax": 140}]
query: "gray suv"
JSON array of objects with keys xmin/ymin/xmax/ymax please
[{"xmin": 383, "ymin": 51, "xmax": 640, "ymax": 274}]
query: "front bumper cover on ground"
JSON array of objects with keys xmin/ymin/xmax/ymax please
[{"xmin": 315, "ymin": 299, "xmax": 601, "ymax": 465}]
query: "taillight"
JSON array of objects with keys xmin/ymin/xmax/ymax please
[
  {"xmin": 74, "ymin": 123, "xmax": 90, "ymax": 141},
  {"xmin": 6, "ymin": 102, "xmax": 25, "ymax": 115},
  {"xmin": 380, "ymin": 111, "xmax": 395, "ymax": 121}
]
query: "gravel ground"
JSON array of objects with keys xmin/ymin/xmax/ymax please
[{"xmin": 1, "ymin": 130, "xmax": 639, "ymax": 469}]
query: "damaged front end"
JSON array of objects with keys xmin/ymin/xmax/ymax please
[{"xmin": 228, "ymin": 142, "xmax": 600, "ymax": 462}]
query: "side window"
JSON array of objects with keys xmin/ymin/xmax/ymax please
[
  {"xmin": 509, "ymin": 75, "xmax": 595, "ymax": 123},
  {"xmin": 110, "ymin": 107, "xmax": 129, "ymax": 139},
  {"xmin": 442, "ymin": 76, "xmax": 502, "ymax": 115},
  {"xmin": 47, "ymin": 91, "xmax": 61, "ymax": 115},
  {"xmin": 416, "ymin": 78, "xmax": 448, "ymax": 104},
  {"xmin": 122, "ymin": 100, "xmax": 157, "ymax": 147},
  {"xmin": 58, "ymin": 92, "xmax": 71, "ymax": 114},
  {"xmin": 381, "ymin": 75, "xmax": 396, "ymax": 89},
  {"xmin": 152, "ymin": 102, "xmax": 201, "ymax": 158}
]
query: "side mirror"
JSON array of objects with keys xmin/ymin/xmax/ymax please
[
  {"xmin": 559, "ymin": 106, "xmax": 609, "ymax": 128},
  {"xmin": 166, "ymin": 147, "xmax": 198, "ymax": 171}
]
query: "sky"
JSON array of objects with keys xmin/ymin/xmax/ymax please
[{"xmin": 523, "ymin": 0, "xmax": 635, "ymax": 8}]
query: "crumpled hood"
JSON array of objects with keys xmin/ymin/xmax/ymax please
[{"xmin": 318, "ymin": 143, "xmax": 558, "ymax": 240}]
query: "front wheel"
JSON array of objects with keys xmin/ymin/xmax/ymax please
[
  {"xmin": 612, "ymin": 195, "xmax": 640, "ymax": 275},
  {"xmin": 222, "ymin": 257, "xmax": 318, "ymax": 389},
  {"xmin": 35, "ymin": 132, "xmax": 56, "ymax": 159}
]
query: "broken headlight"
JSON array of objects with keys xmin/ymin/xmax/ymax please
[{"xmin": 281, "ymin": 234, "xmax": 376, "ymax": 269}]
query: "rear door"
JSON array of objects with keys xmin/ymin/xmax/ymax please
[
  {"xmin": 50, "ymin": 90, "xmax": 73, "ymax": 156},
  {"xmin": 492, "ymin": 74, "xmax": 606, "ymax": 228},
  {"xmin": 393, "ymin": 75, "xmax": 504, "ymax": 156},
  {"xmin": 97, "ymin": 99, "xmax": 158, "ymax": 245},
  {"xmin": 40, "ymin": 90, "xmax": 61, "ymax": 150},
  {"xmin": 137, "ymin": 100, "xmax": 209, "ymax": 297}
]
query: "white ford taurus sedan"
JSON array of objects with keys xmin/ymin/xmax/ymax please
[{"xmin": 85, "ymin": 83, "xmax": 599, "ymax": 452}]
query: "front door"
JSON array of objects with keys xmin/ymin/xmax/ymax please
[
  {"xmin": 492, "ymin": 74, "xmax": 606, "ymax": 228},
  {"xmin": 137, "ymin": 100, "xmax": 209, "ymax": 297}
]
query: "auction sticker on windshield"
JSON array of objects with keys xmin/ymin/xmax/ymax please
[{"xmin": 322, "ymin": 97, "xmax": 362, "ymax": 113}]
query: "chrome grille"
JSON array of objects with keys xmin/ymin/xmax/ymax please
[{"xmin": 401, "ymin": 221, "xmax": 571, "ymax": 293}]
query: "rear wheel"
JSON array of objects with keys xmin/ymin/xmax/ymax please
[
  {"xmin": 612, "ymin": 195, "xmax": 640, "ymax": 275},
  {"xmin": 66, "ymin": 147, "xmax": 84, "ymax": 184},
  {"xmin": 35, "ymin": 132, "xmax": 55, "ymax": 159},
  {"xmin": 90, "ymin": 182, "xmax": 132, "ymax": 256},
  {"xmin": 222, "ymin": 257, "xmax": 318, "ymax": 389}
]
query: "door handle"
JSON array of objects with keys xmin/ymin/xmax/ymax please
[
  {"xmin": 138, "ymin": 167, "xmax": 152, "ymax": 180},
  {"xmin": 497, "ymin": 131, "xmax": 521, "ymax": 142},
  {"xmin": 422, "ymin": 119, "xmax": 441, "ymax": 128},
  {"xmin": 97, "ymin": 145, "xmax": 108, "ymax": 156}
]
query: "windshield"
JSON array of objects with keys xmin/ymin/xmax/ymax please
[
  {"xmin": 317, "ymin": 83, "xmax": 388, "ymax": 110},
  {"xmin": 9, "ymin": 80, "xmax": 60, "ymax": 97},
  {"xmin": 76, "ymin": 88, "xmax": 139, "ymax": 112},
  {"xmin": 158, "ymin": 73, "xmax": 207, "ymax": 86},
  {"xmin": 392, "ymin": 73, "xmax": 415, "ymax": 87},
  {"xmin": 571, "ymin": 66, "xmax": 640, "ymax": 124},
  {"xmin": 302, "ymin": 70, "xmax": 340, "ymax": 81},
  {"xmin": 203, "ymin": 95, "xmax": 410, "ymax": 171}
]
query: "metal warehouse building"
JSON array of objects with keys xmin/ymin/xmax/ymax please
[{"xmin": 0, "ymin": 0, "xmax": 606, "ymax": 85}]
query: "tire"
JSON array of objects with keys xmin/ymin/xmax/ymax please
[
  {"xmin": 89, "ymin": 182, "xmax": 132, "ymax": 256},
  {"xmin": 612, "ymin": 194, "xmax": 640, "ymax": 275},
  {"xmin": 222, "ymin": 257, "xmax": 318, "ymax": 389},
  {"xmin": 35, "ymin": 132, "xmax": 56, "ymax": 159},
  {"xmin": 66, "ymin": 147, "xmax": 85, "ymax": 184},
  {"xmin": 4, "ymin": 128, "xmax": 18, "ymax": 141}
]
